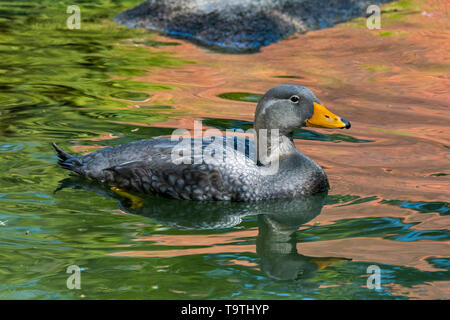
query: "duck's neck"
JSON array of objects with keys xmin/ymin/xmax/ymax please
[{"xmin": 255, "ymin": 130, "xmax": 298, "ymax": 166}]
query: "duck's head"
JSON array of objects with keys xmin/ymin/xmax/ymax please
[{"xmin": 254, "ymin": 85, "xmax": 350, "ymax": 138}]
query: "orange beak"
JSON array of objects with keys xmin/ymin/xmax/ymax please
[{"xmin": 306, "ymin": 102, "xmax": 350, "ymax": 129}]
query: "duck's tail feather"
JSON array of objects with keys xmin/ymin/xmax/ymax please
[{"xmin": 52, "ymin": 142, "xmax": 83, "ymax": 173}]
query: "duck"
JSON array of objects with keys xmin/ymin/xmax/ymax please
[{"xmin": 52, "ymin": 85, "xmax": 350, "ymax": 201}]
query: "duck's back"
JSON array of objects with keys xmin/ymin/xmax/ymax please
[
  {"xmin": 58, "ymin": 136, "xmax": 266, "ymax": 201},
  {"xmin": 54, "ymin": 135, "xmax": 328, "ymax": 201}
]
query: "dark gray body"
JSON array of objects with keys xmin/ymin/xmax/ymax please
[{"xmin": 54, "ymin": 136, "xmax": 328, "ymax": 201}]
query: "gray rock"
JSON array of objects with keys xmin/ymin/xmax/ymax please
[{"xmin": 115, "ymin": 0, "xmax": 392, "ymax": 52}]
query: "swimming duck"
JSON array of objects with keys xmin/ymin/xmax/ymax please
[{"xmin": 52, "ymin": 85, "xmax": 350, "ymax": 201}]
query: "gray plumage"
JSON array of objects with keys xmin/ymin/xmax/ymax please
[{"xmin": 53, "ymin": 85, "xmax": 350, "ymax": 201}]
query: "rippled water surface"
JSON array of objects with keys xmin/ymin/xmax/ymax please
[{"xmin": 0, "ymin": 0, "xmax": 449, "ymax": 299}]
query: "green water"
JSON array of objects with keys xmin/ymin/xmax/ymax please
[{"xmin": 0, "ymin": 0, "xmax": 449, "ymax": 299}]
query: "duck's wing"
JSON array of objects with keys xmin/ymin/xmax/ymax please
[
  {"xmin": 91, "ymin": 135, "xmax": 258, "ymax": 200},
  {"xmin": 79, "ymin": 135, "xmax": 256, "ymax": 170},
  {"xmin": 102, "ymin": 159, "xmax": 229, "ymax": 200}
]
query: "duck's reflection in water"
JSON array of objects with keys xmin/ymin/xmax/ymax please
[
  {"xmin": 58, "ymin": 177, "xmax": 348, "ymax": 285},
  {"xmin": 255, "ymin": 194, "xmax": 348, "ymax": 285}
]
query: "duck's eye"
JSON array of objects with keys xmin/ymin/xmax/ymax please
[{"xmin": 290, "ymin": 95, "xmax": 300, "ymax": 103}]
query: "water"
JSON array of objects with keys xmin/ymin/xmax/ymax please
[{"xmin": 0, "ymin": 0, "xmax": 449, "ymax": 299}]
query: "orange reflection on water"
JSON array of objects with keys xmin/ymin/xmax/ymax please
[
  {"xmin": 111, "ymin": 231, "xmax": 448, "ymax": 272},
  {"xmin": 385, "ymin": 281, "xmax": 450, "ymax": 300},
  {"xmin": 124, "ymin": 0, "xmax": 450, "ymax": 203},
  {"xmin": 106, "ymin": 0, "xmax": 449, "ymax": 299}
]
